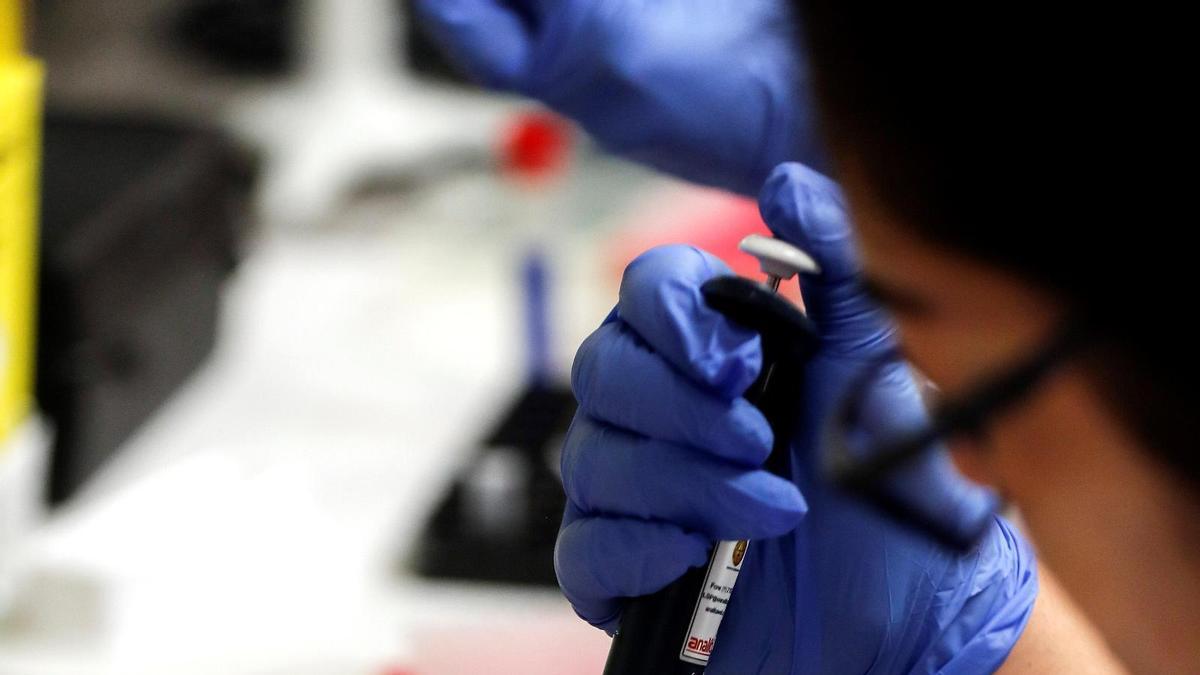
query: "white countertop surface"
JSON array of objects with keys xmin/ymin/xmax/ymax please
[{"xmin": 0, "ymin": 162, "xmax": 672, "ymax": 674}]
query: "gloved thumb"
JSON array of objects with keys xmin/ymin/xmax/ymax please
[
  {"xmin": 848, "ymin": 360, "xmax": 1003, "ymax": 547},
  {"xmin": 412, "ymin": 0, "xmax": 533, "ymax": 90},
  {"xmin": 758, "ymin": 163, "xmax": 892, "ymax": 359},
  {"xmin": 760, "ymin": 164, "xmax": 1001, "ymax": 545}
]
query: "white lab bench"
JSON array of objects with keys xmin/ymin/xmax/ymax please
[{"xmin": 0, "ymin": 164, "xmax": 666, "ymax": 674}]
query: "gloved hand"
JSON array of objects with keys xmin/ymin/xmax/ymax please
[
  {"xmin": 411, "ymin": 0, "xmax": 826, "ymax": 196},
  {"xmin": 555, "ymin": 163, "xmax": 1039, "ymax": 674}
]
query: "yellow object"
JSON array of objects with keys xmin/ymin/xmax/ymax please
[
  {"xmin": 0, "ymin": 0, "xmax": 22, "ymax": 57},
  {"xmin": 1, "ymin": 0, "xmax": 42, "ymax": 445}
]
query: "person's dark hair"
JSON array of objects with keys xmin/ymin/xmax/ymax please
[{"xmin": 794, "ymin": 3, "xmax": 1196, "ymax": 484}]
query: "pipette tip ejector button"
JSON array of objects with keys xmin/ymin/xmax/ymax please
[{"xmin": 738, "ymin": 234, "xmax": 820, "ymax": 293}]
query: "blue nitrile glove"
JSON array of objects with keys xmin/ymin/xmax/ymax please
[
  {"xmin": 410, "ymin": 0, "xmax": 826, "ymax": 196},
  {"xmin": 555, "ymin": 163, "xmax": 1038, "ymax": 674}
]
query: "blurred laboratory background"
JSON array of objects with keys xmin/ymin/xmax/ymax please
[{"xmin": 0, "ymin": 1, "xmax": 779, "ymax": 673}]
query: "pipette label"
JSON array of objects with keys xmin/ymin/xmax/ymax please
[{"xmin": 678, "ymin": 540, "xmax": 747, "ymax": 666}]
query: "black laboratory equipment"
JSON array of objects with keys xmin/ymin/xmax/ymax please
[
  {"xmin": 172, "ymin": 0, "xmax": 298, "ymax": 75},
  {"xmin": 410, "ymin": 383, "xmax": 575, "ymax": 585},
  {"xmin": 400, "ymin": 0, "xmax": 471, "ymax": 84},
  {"xmin": 170, "ymin": 0, "xmax": 474, "ymax": 83},
  {"xmin": 37, "ymin": 112, "xmax": 253, "ymax": 504}
]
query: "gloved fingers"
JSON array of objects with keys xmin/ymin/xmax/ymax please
[
  {"xmin": 572, "ymin": 320, "xmax": 773, "ymax": 466},
  {"xmin": 758, "ymin": 163, "xmax": 854, "ymax": 281},
  {"xmin": 561, "ymin": 416, "xmax": 807, "ymax": 540},
  {"xmin": 850, "ymin": 361, "xmax": 999, "ymax": 541},
  {"xmin": 411, "ymin": 0, "xmax": 532, "ymax": 90},
  {"xmin": 758, "ymin": 163, "xmax": 895, "ymax": 358},
  {"xmin": 885, "ymin": 450, "xmax": 1001, "ymax": 546},
  {"xmin": 845, "ymin": 359, "xmax": 931, "ymax": 441},
  {"xmin": 555, "ymin": 510, "xmax": 710, "ymax": 632},
  {"xmin": 616, "ymin": 245, "xmax": 763, "ymax": 399}
]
